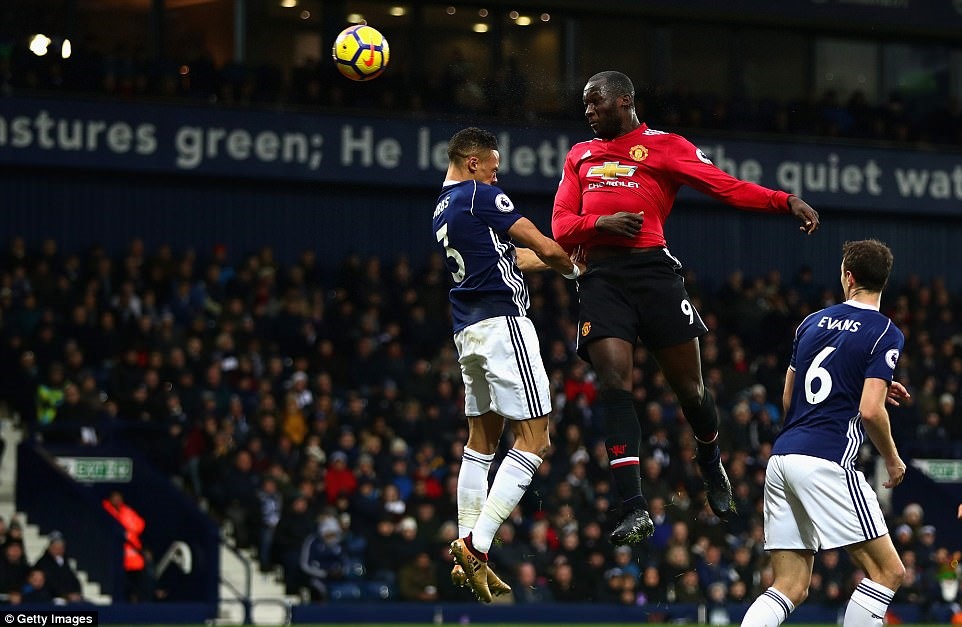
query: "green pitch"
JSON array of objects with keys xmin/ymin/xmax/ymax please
[{"xmin": 156, "ymin": 624, "xmax": 945, "ymax": 627}]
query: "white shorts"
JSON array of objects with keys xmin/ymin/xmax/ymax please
[
  {"xmin": 764, "ymin": 454, "xmax": 889, "ymax": 551},
  {"xmin": 454, "ymin": 316, "xmax": 552, "ymax": 421}
]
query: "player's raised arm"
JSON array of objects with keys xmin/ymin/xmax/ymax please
[
  {"xmin": 510, "ymin": 218, "xmax": 581, "ymax": 279},
  {"xmin": 667, "ymin": 135, "xmax": 820, "ymax": 235}
]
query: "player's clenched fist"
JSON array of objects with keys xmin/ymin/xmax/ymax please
[{"xmin": 595, "ymin": 211, "xmax": 644, "ymax": 238}]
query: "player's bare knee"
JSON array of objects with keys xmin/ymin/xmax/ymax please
[
  {"xmin": 514, "ymin": 438, "xmax": 549, "ymax": 457},
  {"xmin": 881, "ymin": 562, "xmax": 906, "ymax": 590},
  {"xmin": 596, "ymin": 371, "xmax": 630, "ymax": 392},
  {"xmin": 516, "ymin": 432, "xmax": 549, "ymax": 457},
  {"xmin": 528, "ymin": 435, "xmax": 550, "ymax": 458},
  {"xmin": 676, "ymin": 381, "xmax": 705, "ymax": 407},
  {"xmin": 510, "ymin": 421, "xmax": 549, "ymax": 456},
  {"xmin": 795, "ymin": 586, "xmax": 809, "ymax": 606},
  {"xmin": 773, "ymin": 579, "xmax": 809, "ymax": 607}
]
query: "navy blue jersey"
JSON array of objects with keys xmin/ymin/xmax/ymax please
[
  {"xmin": 773, "ymin": 300, "xmax": 904, "ymax": 466},
  {"xmin": 432, "ymin": 180, "xmax": 528, "ymax": 332}
]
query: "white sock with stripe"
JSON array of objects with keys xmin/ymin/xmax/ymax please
[
  {"xmin": 843, "ymin": 578, "xmax": 895, "ymax": 627},
  {"xmin": 471, "ymin": 448, "xmax": 542, "ymax": 553},
  {"xmin": 457, "ymin": 447, "xmax": 495, "ymax": 538},
  {"xmin": 741, "ymin": 587, "xmax": 794, "ymax": 627}
]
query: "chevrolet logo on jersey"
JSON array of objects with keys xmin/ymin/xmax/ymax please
[{"xmin": 587, "ymin": 161, "xmax": 637, "ymax": 180}]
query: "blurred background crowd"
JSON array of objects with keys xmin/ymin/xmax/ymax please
[
  {"xmin": 0, "ymin": 236, "xmax": 959, "ymax": 619},
  {"xmin": 4, "ymin": 37, "xmax": 961, "ymax": 148},
  {"xmin": 3, "ymin": 1, "xmax": 962, "ymax": 148}
]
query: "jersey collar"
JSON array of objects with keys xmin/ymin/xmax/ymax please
[{"xmin": 844, "ymin": 299, "xmax": 880, "ymax": 311}]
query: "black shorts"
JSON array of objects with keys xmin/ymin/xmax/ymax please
[{"xmin": 575, "ymin": 248, "xmax": 708, "ymax": 362}]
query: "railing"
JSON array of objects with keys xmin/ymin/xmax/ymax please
[
  {"xmin": 213, "ymin": 598, "xmax": 293, "ymax": 627},
  {"xmin": 220, "ymin": 539, "xmax": 253, "ymax": 625}
]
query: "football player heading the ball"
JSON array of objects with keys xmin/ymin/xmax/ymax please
[{"xmin": 551, "ymin": 70, "xmax": 820, "ymax": 546}]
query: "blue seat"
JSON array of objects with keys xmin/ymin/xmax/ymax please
[
  {"xmin": 327, "ymin": 582, "xmax": 362, "ymax": 601},
  {"xmin": 361, "ymin": 580, "xmax": 393, "ymax": 601}
]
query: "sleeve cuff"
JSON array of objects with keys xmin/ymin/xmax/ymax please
[{"xmin": 780, "ymin": 192, "xmax": 794, "ymax": 213}]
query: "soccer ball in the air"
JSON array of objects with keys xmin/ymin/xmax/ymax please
[{"xmin": 332, "ymin": 24, "xmax": 390, "ymax": 81}]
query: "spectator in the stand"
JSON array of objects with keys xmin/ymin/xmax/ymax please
[
  {"xmin": 937, "ymin": 393, "xmax": 960, "ymax": 439},
  {"xmin": 916, "ymin": 525, "xmax": 938, "ymax": 569},
  {"xmin": 510, "ymin": 561, "xmax": 552, "ymax": 604},
  {"xmin": 325, "ymin": 451, "xmax": 357, "ymax": 505},
  {"xmin": 19, "ymin": 568, "xmax": 53, "ymax": 603},
  {"xmin": 272, "ymin": 492, "xmax": 315, "ymax": 594},
  {"xmin": 118, "ymin": 382, "xmax": 156, "ymax": 424},
  {"xmin": 35, "ymin": 362, "xmax": 66, "ymax": 427},
  {"xmin": 901, "ymin": 502, "xmax": 925, "ymax": 534},
  {"xmin": 916, "ymin": 410, "xmax": 948, "ymax": 445},
  {"xmin": 218, "ymin": 449, "xmax": 261, "ymax": 550},
  {"xmin": 32, "ymin": 531, "xmax": 82, "ymax": 602},
  {"xmin": 256, "ymin": 477, "xmax": 283, "ymax": 573},
  {"xmin": 607, "ymin": 544, "xmax": 638, "ymax": 581},
  {"xmin": 0, "ymin": 541, "xmax": 29, "ymax": 600},
  {"xmin": 102, "ymin": 490, "xmax": 148, "ymax": 602},
  {"xmin": 398, "ymin": 551, "xmax": 439, "ymax": 602},
  {"xmin": 299, "ymin": 516, "xmax": 349, "ymax": 602},
  {"xmin": 282, "ymin": 391, "xmax": 307, "ymax": 447},
  {"xmin": 48, "ymin": 382, "xmax": 99, "ymax": 445},
  {"xmin": 364, "ymin": 518, "xmax": 400, "ymax": 584},
  {"xmin": 697, "ymin": 543, "xmax": 733, "ymax": 590},
  {"xmin": 674, "ymin": 569, "xmax": 706, "ymax": 603},
  {"xmin": 4, "ymin": 524, "xmax": 25, "ymax": 551},
  {"xmin": 9, "ymin": 350, "xmax": 39, "ymax": 428},
  {"xmin": 394, "ymin": 517, "xmax": 427, "ymax": 567},
  {"xmin": 548, "ymin": 560, "xmax": 585, "ymax": 602},
  {"xmin": 639, "ymin": 565, "xmax": 668, "ymax": 605}
]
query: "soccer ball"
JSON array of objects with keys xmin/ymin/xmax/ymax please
[{"xmin": 332, "ymin": 24, "xmax": 390, "ymax": 81}]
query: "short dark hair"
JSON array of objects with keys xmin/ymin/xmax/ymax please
[
  {"xmin": 587, "ymin": 71, "xmax": 635, "ymax": 99},
  {"xmin": 842, "ymin": 239, "xmax": 893, "ymax": 293},
  {"xmin": 447, "ymin": 127, "xmax": 498, "ymax": 164}
]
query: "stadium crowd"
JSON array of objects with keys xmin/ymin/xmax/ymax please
[
  {"xmin": 3, "ymin": 41, "xmax": 962, "ymax": 148},
  {"xmin": 0, "ymin": 236, "xmax": 960, "ymax": 620}
]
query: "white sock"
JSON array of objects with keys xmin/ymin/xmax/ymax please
[
  {"xmin": 742, "ymin": 587, "xmax": 794, "ymax": 627},
  {"xmin": 471, "ymin": 448, "xmax": 542, "ymax": 553},
  {"xmin": 457, "ymin": 447, "xmax": 494, "ymax": 538},
  {"xmin": 843, "ymin": 579, "xmax": 895, "ymax": 627}
]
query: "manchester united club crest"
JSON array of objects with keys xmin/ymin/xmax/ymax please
[
  {"xmin": 629, "ymin": 145, "xmax": 648, "ymax": 162},
  {"xmin": 581, "ymin": 321, "xmax": 591, "ymax": 336}
]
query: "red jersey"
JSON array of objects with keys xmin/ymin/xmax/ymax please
[{"xmin": 551, "ymin": 124, "xmax": 792, "ymax": 252}]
